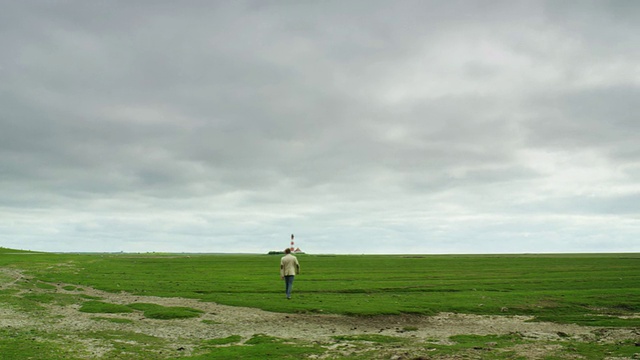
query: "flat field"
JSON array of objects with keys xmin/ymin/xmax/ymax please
[{"xmin": 1, "ymin": 248, "xmax": 638, "ymax": 359}]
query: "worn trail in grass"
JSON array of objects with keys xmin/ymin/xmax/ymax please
[
  {"xmin": 5, "ymin": 251, "xmax": 638, "ymax": 325},
  {"xmin": 1, "ymin": 267, "xmax": 639, "ymax": 359},
  {"xmin": 1, "ymin": 249, "xmax": 639, "ymax": 358}
]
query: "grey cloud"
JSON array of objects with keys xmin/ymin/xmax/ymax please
[
  {"xmin": 524, "ymin": 86, "xmax": 639, "ymax": 150},
  {"xmin": 1, "ymin": 1, "xmax": 638, "ymax": 253}
]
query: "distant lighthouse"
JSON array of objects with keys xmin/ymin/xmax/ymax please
[{"xmin": 290, "ymin": 234, "xmax": 295, "ymax": 252}]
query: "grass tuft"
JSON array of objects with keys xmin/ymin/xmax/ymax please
[
  {"xmin": 79, "ymin": 301, "xmax": 133, "ymax": 314},
  {"xmin": 127, "ymin": 302, "xmax": 203, "ymax": 319},
  {"xmin": 203, "ymin": 335, "xmax": 243, "ymax": 346}
]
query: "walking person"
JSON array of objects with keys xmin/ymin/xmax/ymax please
[{"xmin": 280, "ymin": 248, "xmax": 300, "ymax": 299}]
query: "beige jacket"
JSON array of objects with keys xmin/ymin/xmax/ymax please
[{"xmin": 280, "ymin": 254, "xmax": 300, "ymax": 277}]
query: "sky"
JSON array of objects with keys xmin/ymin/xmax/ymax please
[{"xmin": 1, "ymin": 1, "xmax": 639, "ymax": 254}]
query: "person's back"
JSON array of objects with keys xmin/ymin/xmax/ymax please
[
  {"xmin": 280, "ymin": 253, "xmax": 299, "ymax": 276},
  {"xmin": 280, "ymin": 249, "xmax": 300, "ymax": 299}
]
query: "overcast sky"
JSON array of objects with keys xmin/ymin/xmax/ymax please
[{"xmin": 1, "ymin": 1, "xmax": 638, "ymax": 254}]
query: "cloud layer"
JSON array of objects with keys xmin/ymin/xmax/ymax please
[{"xmin": 1, "ymin": 1, "xmax": 639, "ymax": 253}]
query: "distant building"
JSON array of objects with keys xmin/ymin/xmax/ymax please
[
  {"xmin": 268, "ymin": 247, "xmax": 304, "ymax": 255},
  {"xmin": 268, "ymin": 234, "xmax": 305, "ymax": 255}
]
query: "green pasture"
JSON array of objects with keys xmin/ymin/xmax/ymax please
[
  {"xmin": 1, "ymin": 248, "xmax": 639, "ymax": 359},
  {"xmin": 1, "ymin": 248, "xmax": 638, "ymax": 326}
]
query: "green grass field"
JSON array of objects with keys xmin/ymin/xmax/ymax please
[
  {"xmin": 1, "ymin": 248, "xmax": 638, "ymax": 326},
  {"xmin": 1, "ymin": 248, "xmax": 639, "ymax": 359}
]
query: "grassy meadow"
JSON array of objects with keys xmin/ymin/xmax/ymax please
[
  {"xmin": 1, "ymin": 248, "xmax": 639, "ymax": 359},
  {"xmin": 1, "ymin": 248, "xmax": 638, "ymax": 326}
]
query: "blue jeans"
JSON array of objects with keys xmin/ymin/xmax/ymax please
[{"xmin": 284, "ymin": 275, "xmax": 295, "ymax": 298}]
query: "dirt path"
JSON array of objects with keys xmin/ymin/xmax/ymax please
[{"xmin": 1, "ymin": 268, "xmax": 638, "ymax": 358}]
